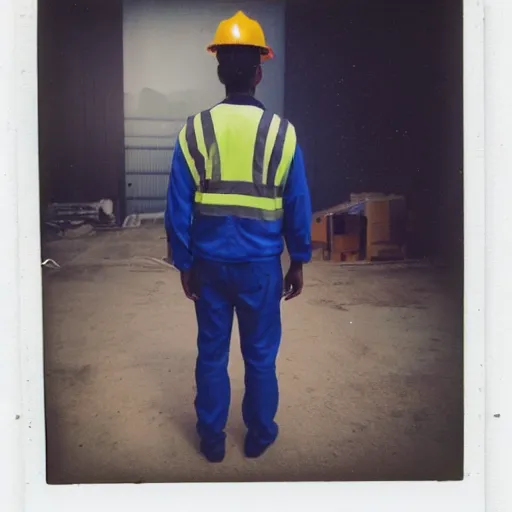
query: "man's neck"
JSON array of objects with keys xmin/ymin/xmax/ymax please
[
  {"xmin": 221, "ymin": 94, "xmax": 265, "ymax": 110},
  {"xmin": 225, "ymin": 90, "xmax": 255, "ymax": 99}
]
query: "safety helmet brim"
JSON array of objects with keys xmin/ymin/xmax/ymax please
[{"xmin": 207, "ymin": 43, "xmax": 274, "ymax": 62}]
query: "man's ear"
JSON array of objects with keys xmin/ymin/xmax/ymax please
[
  {"xmin": 254, "ymin": 65, "xmax": 262, "ymax": 86},
  {"xmin": 217, "ymin": 65, "xmax": 225, "ymax": 85}
]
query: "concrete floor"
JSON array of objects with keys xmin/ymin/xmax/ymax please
[{"xmin": 42, "ymin": 226, "xmax": 463, "ymax": 484}]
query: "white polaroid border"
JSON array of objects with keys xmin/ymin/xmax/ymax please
[
  {"xmin": 1, "ymin": 0, "xmax": 510, "ymax": 510},
  {"xmin": 482, "ymin": 0, "xmax": 512, "ymax": 510}
]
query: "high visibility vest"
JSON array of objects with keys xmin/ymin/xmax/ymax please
[{"xmin": 178, "ymin": 104, "xmax": 297, "ymax": 221}]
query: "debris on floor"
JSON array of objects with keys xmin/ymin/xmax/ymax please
[
  {"xmin": 42, "ymin": 198, "xmax": 120, "ymax": 244},
  {"xmin": 47, "ymin": 199, "xmax": 116, "ymax": 226},
  {"xmin": 60, "ymin": 223, "xmax": 96, "ymax": 239},
  {"xmin": 161, "ymin": 257, "xmax": 178, "ymax": 271},
  {"xmin": 122, "ymin": 212, "xmax": 165, "ymax": 229},
  {"xmin": 41, "ymin": 258, "xmax": 61, "ymax": 270}
]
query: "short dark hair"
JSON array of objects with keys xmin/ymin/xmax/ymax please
[{"xmin": 216, "ymin": 45, "xmax": 261, "ymax": 94}]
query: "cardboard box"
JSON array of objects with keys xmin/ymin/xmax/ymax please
[
  {"xmin": 367, "ymin": 221, "xmax": 391, "ymax": 244},
  {"xmin": 332, "ymin": 213, "xmax": 362, "ymax": 235},
  {"xmin": 344, "ymin": 251, "xmax": 360, "ymax": 262},
  {"xmin": 314, "ymin": 194, "xmax": 407, "ymax": 262},
  {"xmin": 364, "ymin": 197, "xmax": 407, "ymax": 261},
  {"xmin": 333, "ymin": 250, "xmax": 360, "ymax": 263},
  {"xmin": 311, "ymin": 214, "xmax": 328, "ymax": 244},
  {"xmin": 332, "ymin": 234, "xmax": 360, "ymax": 253},
  {"xmin": 365, "ymin": 200, "xmax": 391, "ymax": 244}
]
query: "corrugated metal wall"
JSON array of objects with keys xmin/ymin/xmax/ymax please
[
  {"xmin": 122, "ymin": 0, "xmax": 285, "ymax": 215},
  {"xmin": 38, "ymin": 0, "xmax": 125, "ymax": 222},
  {"xmin": 123, "ymin": 117, "xmax": 182, "ymax": 214}
]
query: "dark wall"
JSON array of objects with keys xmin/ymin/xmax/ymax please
[
  {"xmin": 285, "ymin": 0, "xmax": 463, "ymax": 261},
  {"xmin": 38, "ymin": 0, "xmax": 125, "ymax": 222}
]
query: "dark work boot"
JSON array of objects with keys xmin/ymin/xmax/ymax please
[
  {"xmin": 200, "ymin": 439, "xmax": 226, "ymax": 463},
  {"xmin": 244, "ymin": 432, "xmax": 277, "ymax": 459}
]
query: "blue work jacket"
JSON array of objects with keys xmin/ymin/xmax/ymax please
[{"xmin": 165, "ymin": 94, "xmax": 312, "ymax": 271}]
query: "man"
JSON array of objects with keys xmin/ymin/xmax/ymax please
[{"xmin": 165, "ymin": 11, "xmax": 312, "ymax": 463}]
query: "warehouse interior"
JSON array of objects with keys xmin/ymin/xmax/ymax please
[
  {"xmin": 38, "ymin": 0, "xmax": 463, "ymax": 263},
  {"xmin": 38, "ymin": 0, "xmax": 464, "ymax": 484}
]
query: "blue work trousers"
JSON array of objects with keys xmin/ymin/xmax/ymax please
[{"xmin": 193, "ymin": 258, "xmax": 283, "ymax": 449}]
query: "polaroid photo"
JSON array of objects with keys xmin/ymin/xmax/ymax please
[{"xmin": 1, "ymin": 0, "xmax": 510, "ymax": 510}]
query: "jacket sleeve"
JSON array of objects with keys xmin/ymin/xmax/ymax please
[
  {"xmin": 165, "ymin": 139, "xmax": 196, "ymax": 272},
  {"xmin": 282, "ymin": 143, "xmax": 313, "ymax": 263}
]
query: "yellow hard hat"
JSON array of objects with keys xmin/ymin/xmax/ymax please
[{"xmin": 207, "ymin": 11, "xmax": 274, "ymax": 62}]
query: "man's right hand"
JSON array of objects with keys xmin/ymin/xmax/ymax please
[
  {"xmin": 180, "ymin": 269, "xmax": 199, "ymax": 301},
  {"xmin": 283, "ymin": 261, "xmax": 304, "ymax": 301}
]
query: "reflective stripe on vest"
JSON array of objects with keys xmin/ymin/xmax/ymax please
[{"xmin": 178, "ymin": 104, "xmax": 297, "ymax": 221}]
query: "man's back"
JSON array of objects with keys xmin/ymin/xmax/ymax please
[{"xmin": 166, "ymin": 94, "xmax": 311, "ymax": 269}]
